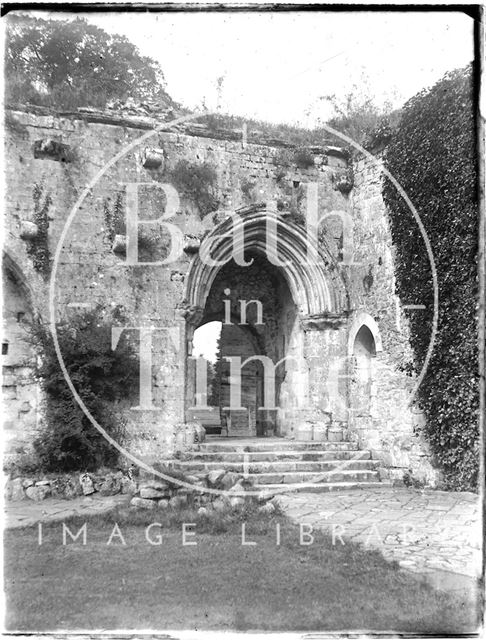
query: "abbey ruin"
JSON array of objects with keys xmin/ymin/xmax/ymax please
[{"xmin": 3, "ymin": 105, "xmax": 440, "ymax": 486}]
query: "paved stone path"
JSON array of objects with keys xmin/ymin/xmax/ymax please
[
  {"xmin": 278, "ymin": 487, "xmax": 482, "ymax": 583},
  {"xmin": 4, "ymin": 486, "xmax": 482, "ymax": 587},
  {"xmin": 4, "ymin": 493, "xmax": 129, "ymax": 529}
]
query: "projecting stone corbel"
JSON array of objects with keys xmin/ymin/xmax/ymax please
[
  {"xmin": 19, "ymin": 220, "xmax": 38, "ymax": 240},
  {"xmin": 112, "ymin": 234, "xmax": 127, "ymax": 255},
  {"xmin": 33, "ymin": 139, "xmax": 73, "ymax": 162},
  {"xmin": 300, "ymin": 312, "xmax": 349, "ymax": 331},
  {"xmin": 180, "ymin": 304, "xmax": 204, "ymax": 327},
  {"xmin": 183, "ymin": 235, "xmax": 201, "ymax": 254},
  {"xmin": 141, "ymin": 147, "xmax": 165, "ymax": 170}
]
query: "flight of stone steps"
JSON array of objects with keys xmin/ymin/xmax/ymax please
[{"xmin": 170, "ymin": 438, "xmax": 387, "ymax": 493}]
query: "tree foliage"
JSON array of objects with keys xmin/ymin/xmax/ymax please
[
  {"xmin": 4, "ymin": 14, "xmax": 174, "ymax": 110},
  {"xmin": 382, "ymin": 66, "xmax": 479, "ymax": 490},
  {"xmin": 321, "ymin": 77, "xmax": 400, "ymax": 146},
  {"xmin": 31, "ymin": 307, "xmax": 140, "ymax": 472}
]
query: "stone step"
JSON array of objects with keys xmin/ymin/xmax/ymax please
[
  {"xmin": 186, "ymin": 449, "xmax": 369, "ymax": 463},
  {"xmin": 197, "ymin": 441, "xmax": 359, "ymax": 453},
  {"xmin": 172, "ymin": 459, "xmax": 378, "ymax": 473},
  {"xmin": 259, "ymin": 480, "xmax": 390, "ymax": 494},
  {"xmin": 245, "ymin": 469, "xmax": 380, "ymax": 485}
]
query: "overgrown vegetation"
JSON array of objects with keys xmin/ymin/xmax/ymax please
[
  {"xmin": 103, "ymin": 192, "xmax": 125, "ymax": 244},
  {"xmin": 321, "ymin": 79, "xmax": 400, "ymax": 147},
  {"xmin": 292, "ymin": 147, "xmax": 315, "ymax": 169},
  {"xmin": 382, "ymin": 66, "xmax": 479, "ymax": 490},
  {"xmin": 26, "ymin": 184, "xmax": 51, "ymax": 278},
  {"xmin": 103, "ymin": 191, "xmax": 166, "ymax": 261},
  {"xmin": 31, "ymin": 307, "xmax": 139, "ymax": 472},
  {"xmin": 5, "ymin": 14, "xmax": 174, "ymax": 110},
  {"xmin": 169, "ymin": 159, "xmax": 219, "ymax": 218}
]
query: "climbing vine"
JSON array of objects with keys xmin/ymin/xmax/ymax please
[
  {"xmin": 103, "ymin": 191, "xmax": 125, "ymax": 244},
  {"xmin": 382, "ymin": 65, "xmax": 479, "ymax": 490},
  {"xmin": 26, "ymin": 183, "xmax": 51, "ymax": 278}
]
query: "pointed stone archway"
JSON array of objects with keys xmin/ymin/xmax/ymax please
[{"xmin": 183, "ymin": 210, "xmax": 350, "ymax": 437}]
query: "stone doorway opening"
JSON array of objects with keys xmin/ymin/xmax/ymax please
[{"xmin": 186, "ymin": 252, "xmax": 300, "ymax": 438}]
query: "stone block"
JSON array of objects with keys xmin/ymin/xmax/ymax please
[
  {"xmin": 26, "ymin": 485, "xmax": 51, "ymax": 501},
  {"xmin": 79, "ymin": 473, "xmax": 95, "ymax": 496},
  {"xmin": 207, "ymin": 469, "xmax": 226, "ymax": 486},
  {"xmin": 140, "ymin": 486, "xmax": 168, "ymax": 499},
  {"xmin": 9, "ymin": 478, "xmax": 26, "ymax": 501},
  {"xmin": 220, "ymin": 471, "xmax": 241, "ymax": 490},
  {"xmin": 130, "ymin": 496, "xmax": 157, "ymax": 510}
]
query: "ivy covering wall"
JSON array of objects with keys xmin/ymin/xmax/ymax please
[{"xmin": 382, "ymin": 66, "xmax": 479, "ymax": 490}]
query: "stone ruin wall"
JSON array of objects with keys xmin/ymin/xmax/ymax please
[{"xmin": 2, "ymin": 106, "xmax": 439, "ymax": 485}]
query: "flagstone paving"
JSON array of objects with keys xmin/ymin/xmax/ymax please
[
  {"xmin": 278, "ymin": 487, "xmax": 482, "ymax": 583},
  {"xmin": 4, "ymin": 493, "xmax": 129, "ymax": 529},
  {"xmin": 4, "ymin": 486, "xmax": 482, "ymax": 587}
]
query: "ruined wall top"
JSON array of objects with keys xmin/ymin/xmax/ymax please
[{"xmin": 6, "ymin": 103, "xmax": 350, "ymax": 161}]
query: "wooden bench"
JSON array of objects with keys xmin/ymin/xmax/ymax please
[{"xmin": 187, "ymin": 407, "xmax": 228, "ymax": 436}]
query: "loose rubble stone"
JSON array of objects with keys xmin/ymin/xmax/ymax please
[
  {"xmin": 22, "ymin": 479, "xmax": 34, "ymax": 488},
  {"xmin": 130, "ymin": 496, "xmax": 157, "ymax": 510},
  {"xmin": 120, "ymin": 477, "xmax": 138, "ymax": 495},
  {"xmin": 140, "ymin": 486, "xmax": 168, "ymax": 499},
  {"xmin": 258, "ymin": 502, "xmax": 276, "ymax": 515},
  {"xmin": 207, "ymin": 469, "xmax": 226, "ymax": 486},
  {"xmin": 141, "ymin": 480, "xmax": 169, "ymax": 491},
  {"xmin": 10, "ymin": 478, "xmax": 26, "ymax": 501},
  {"xmin": 213, "ymin": 496, "xmax": 229, "ymax": 512},
  {"xmin": 26, "ymin": 485, "xmax": 51, "ymax": 501},
  {"xmin": 79, "ymin": 473, "xmax": 95, "ymax": 496},
  {"xmin": 221, "ymin": 471, "xmax": 241, "ymax": 490},
  {"xmin": 169, "ymin": 495, "xmax": 187, "ymax": 509},
  {"xmin": 230, "ymin": 496, "xmax": 245, "ymax": 510},
  {"xmin": 64, "ymin": 481, "xmax": 80, "ymax": 500},
  {"xmin": 197, "ymin": 506, "xmax": 209, "ymax": 517},
  {"xmin": 97, "ymin": 475, "xmax": 121, "ymax": 496},
  {"xmin": 158, "ymin": 499, "xmax": 170, "ymax": 509},
  {"xmin": 228, "ymin": 482, "xmax": 245, "ymax": 494}
]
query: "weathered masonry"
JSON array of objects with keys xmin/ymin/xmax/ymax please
[{"xmin": 2, "ymin": 106, "xmax": 439, "ymax": 485}]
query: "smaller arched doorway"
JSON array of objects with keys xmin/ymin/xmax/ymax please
[{"xmin": 349, "ymin": 322, "xmax": 379, "ymax": 416}]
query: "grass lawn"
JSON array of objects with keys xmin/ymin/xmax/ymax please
[{"xmin": 4, "ymin": 504, "xmax": 480, "ymax": 633}]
